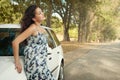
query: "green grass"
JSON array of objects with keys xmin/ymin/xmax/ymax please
[
  {"xmin": 69, "ymin": 28, "xmax": 78, "ymax": 38},
  {"xmin": 52, "ymin": 27, "xmax": 78, "ymax": 38}
]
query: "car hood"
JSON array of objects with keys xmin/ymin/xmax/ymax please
[{"xmin": 0, "ymin": 56, "xmax": 27, "ymax": 80}]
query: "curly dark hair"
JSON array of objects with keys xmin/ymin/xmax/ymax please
[
  {"xmin": 20, "ymin": 5, "xmax": 38, "ymax": 45},
  {"xmin": 20, "ymin": 5, "xmax": 38, "ymax": 33}
]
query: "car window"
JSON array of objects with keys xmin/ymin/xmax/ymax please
[
  {"xmin": 0, "ymin": 28, "xmax": 24, "ymax": 56},
  {"xmin": 50, "ymin": 30, "xmax": 60, "ymax": 46},
  {"xmin": 45, "ymin": 29, "xmax": 56, "ymax": 49},
  {"xmin": 0, "ymin": 28, "xmax": 59, "ymax": 56}
]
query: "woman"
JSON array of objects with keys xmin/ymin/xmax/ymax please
[{"xmin": 12, "ymin": 5, "xmax": 55, "ymax": 80}]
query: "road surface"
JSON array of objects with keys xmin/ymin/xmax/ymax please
[{"xmin": 64, "ymin": 41, "xmax": 120, "ymax": 80}]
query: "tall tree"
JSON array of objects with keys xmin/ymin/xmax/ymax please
[
  {"xmin": 52, "ymin": 0, "xmax": 75, "ymax": 41},
  {"xmin": 41, "ymin": 0, "xmax": 53, "ymax": 27},
  {"xmin": 73, "ymin": 0, "xmax": 98, "ymax": 42}
]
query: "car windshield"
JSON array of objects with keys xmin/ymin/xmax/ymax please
[{"xmin": 0, "ymin": 28, "xmax": 24, "ymax": 56}]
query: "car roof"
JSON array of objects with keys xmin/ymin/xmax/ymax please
[
  {"xmin": 0, "ymin": 24, "xmax": 20, "ymax": 28},
  {"xmin": 0, "ymin": 24, "xmax": 52, "ymax": 30}
]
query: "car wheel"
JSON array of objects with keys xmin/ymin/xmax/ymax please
[{"xmin": 58, "ymin": 63, "xmax": 64, "ymax": 80}]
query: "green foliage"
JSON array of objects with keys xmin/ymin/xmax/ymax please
[
  {"xmin": 0, "ymin": 0, "xmax": 13, "ymax": 23},
  {"xmin": 51, "ymin": 16, "xmax": 63, "ymax": 33},
  {"xmin": 0, "ymin": 0, "xmax": 120, "ymax": 42},
  {"xmin": 69, "ymin": 28, "xmax": 78, "ymax": 38},
  {"xmin": 51, "ymin": 16, "xmax": 62, "ymax": 28},
  {"xmin": 101, "ymin": 26, "xmax": 117, "ymax": 41},
  {"xmin": 52, "ymin": 27, "xmax": 62, "ymax": 34},
  {"xmin": 89, "ymin": 0, "xmax": 120, "ymax": 42},
  {"xmin": 0, "ymin": 0, "xmax": 21, "ymax": 23}
]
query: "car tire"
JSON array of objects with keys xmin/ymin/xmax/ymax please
[{"xmin": 58, "ymin": 63, "xmax": 64, "ymax": 80}]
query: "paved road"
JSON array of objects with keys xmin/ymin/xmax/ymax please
[{"xmin": 64, "ymin": 42, "xmax": 120, "ymax": 80}]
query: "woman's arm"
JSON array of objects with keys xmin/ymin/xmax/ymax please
[{"xmin": 12, "ymin": 24, "xmax": 36, "ymax": 73}]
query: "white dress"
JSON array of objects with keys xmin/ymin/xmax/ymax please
[{"xmin": 24, "ymin": 32, "xmax": 55, "ymax": 80}]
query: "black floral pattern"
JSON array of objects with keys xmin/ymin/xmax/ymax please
[{"xmin": 24, "ymin": 32, "xmax": 55, "ymax": 80}]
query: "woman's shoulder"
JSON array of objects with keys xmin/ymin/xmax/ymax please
[
  {"xmin": 29, "ymin": 24, "xmax": 36, "ymax": 29},
  {"xmin": 27, "ymin": 24, "xmax": 36, "ymax": 31}
]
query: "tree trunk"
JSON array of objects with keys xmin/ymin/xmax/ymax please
[
  {"xmin": 78, "ymin": 10, "xmax": 82, "ymax": 42},
  {"xmin": 62, "ymin": 3, "xmax": 70, "ymax": 41},
  {"xmin": 65, "ymin": 3, "xmax": 72, "ymax": 41},
  {"xmin": 78, "ymin": 7, "xmax": 86, "ymax": 43},
  {"xmin": 46, "ymin": 1, "xmax": 52, "ymax": 27},
  {"xmin": 81, "ymin": 20, "xmax": 86, "ymax": 43},
  {"xmin": 46, "ymin": 10, "xmax": 52, "ymax": 27},
  {"xmin": 63, "ymin": 26, "xmax": 70, "ymax": 41}
]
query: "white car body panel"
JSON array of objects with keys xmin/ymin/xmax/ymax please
[
  {"xmin": 0, "ymin": 57, "xmax": 27, "ymax": 80},
  {"xmin": 47, "ymin": 46, "xmax": 63, "ymax": 79},
  {"xmin": 0, "ymin": 24, "xmax": 64, "ymax": 80},
  {"xmin": 0, "ymin": 46, "xmax": 63, "ymax": 80}
]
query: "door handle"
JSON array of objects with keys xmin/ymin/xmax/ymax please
[
  {"xmin": 57, "ymin": 52, "xmax": 60, "ymax": 54},
  {"xmin": 49, "ymin": 57, "xmax": 52, "ymax": 60},
  {"xmin": 47, "ymin": 53, "xmax": 52, "ymax": 55}
]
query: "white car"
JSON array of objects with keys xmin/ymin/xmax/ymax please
[{"xmin": 0, "ymin": 24, "xmax": 64, "ymax": 80}]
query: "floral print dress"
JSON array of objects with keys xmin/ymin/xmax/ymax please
[{"xmin": 23, "ymin": 31, "xmax": 55, "ymax": 80}]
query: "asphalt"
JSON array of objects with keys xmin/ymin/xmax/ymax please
[{"xmin": 64, "ymin": 42, "xmax": 120, "ymax": 80}]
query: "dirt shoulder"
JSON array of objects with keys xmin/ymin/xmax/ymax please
[{"xmin": 61, "ymin": 41, "xmax": 101, "ymax": 66}]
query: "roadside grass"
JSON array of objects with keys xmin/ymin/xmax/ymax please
[
  {"xmin": 61, "ymin": 41, "xmax": 100, "ymax": 54},
  {"xmin": 53, "ymin": 28, "xmax": 89, "ymax": 53},
  {"xmin": 61, "ymin": 41, "xmax": 84, "ymax": 53}
]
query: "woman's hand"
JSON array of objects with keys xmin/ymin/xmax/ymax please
[{"xmin": 15, "ymin": 61, "xmax": 22, "ymax": 73}]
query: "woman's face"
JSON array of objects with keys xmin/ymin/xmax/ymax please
[{"xmin": 34, "ymin": 7, "xmax": 45, "ymax": 23}]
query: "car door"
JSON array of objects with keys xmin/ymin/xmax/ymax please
[{"xmin": 45, "ymin": 29, "xmax": 60, "ymax": 76}]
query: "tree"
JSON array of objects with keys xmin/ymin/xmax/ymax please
[
  {"xmin": 93, "ymin": 0, "xmax": 120, "ymax": 42},
  {"xmin": 40, "ymin": 0, "xmax": 53, "ymax": 27},
  {"xmin": 52, "ymin": 0, "xmax": 76, "ymax": 41},
  {"xmin": 72, "ymin": 0, "xmax": 98, "ymax": 42},
  {"xmin": 0, "ymin": 0, "xmax": 20, "ymax": 23},
  {"xmin": 102, "ymin": 26, "xmax": 116, "ymax": 41}
]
